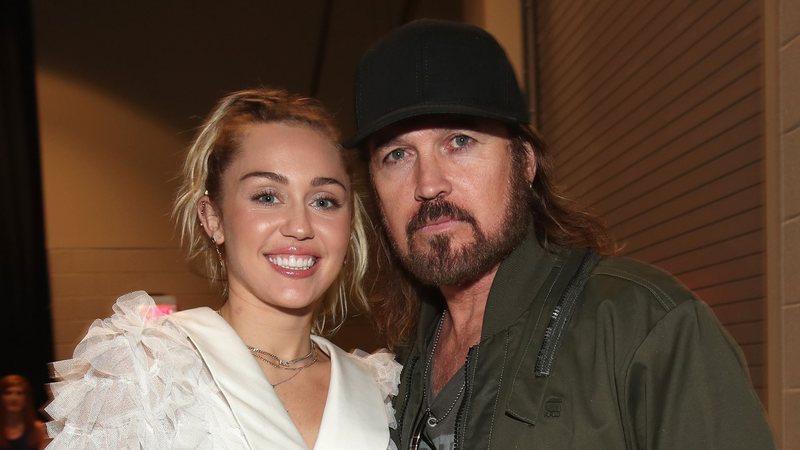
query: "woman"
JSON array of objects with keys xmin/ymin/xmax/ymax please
[
  {"xmin": 1, "ymin": 375, "xmax": 46, "ymax": 450},
  {"xmin": 45, "ymin": 89, "xmax": 400, "ymax": 449}
]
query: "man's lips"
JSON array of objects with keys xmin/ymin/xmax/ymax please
[
  {"xmin": 406, "ymin": 199, "xmax": 478, "ymax": 239},
  {"xmin": 415, "ymin": 217, "xmax": 461, "ymax": 233}
]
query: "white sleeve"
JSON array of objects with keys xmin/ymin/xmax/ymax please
[
  {"xmin": 45, "ymin": 291, "xmax": 211, "ymax": 450},
  {"xmin": 350, "ymin": 348, "xmax": 402, "ymax": 430}
]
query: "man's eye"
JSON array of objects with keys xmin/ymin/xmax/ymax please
[
  {"xmin": 451, "ymin": 134, "xmax": 473, "ymax": 148},
  {"xmin": 385, "ymin": 149, "xmax": 407, "ymax": 162}
]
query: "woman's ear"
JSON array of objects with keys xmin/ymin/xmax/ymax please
[{"xmin": 197, "ymin": 195, "xmax": 225, "ymax": 244}]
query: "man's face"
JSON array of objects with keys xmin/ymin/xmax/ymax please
[{"xmin": 368, "ymin": 118, "xmax": 535, "ymax": 286}]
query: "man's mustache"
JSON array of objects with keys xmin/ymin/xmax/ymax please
[{"xmin": 406, "ymin": 200, "xmax": 478, "ymax": 239}]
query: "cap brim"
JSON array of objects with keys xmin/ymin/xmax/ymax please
[{"xmin": 343, "ymin": 103, "xmax": 529, "ymax": 149}]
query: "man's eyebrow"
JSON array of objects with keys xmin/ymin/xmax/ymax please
[
  {"xmin": 240, "ymin": 171, "xmax": 288, "ymax": 183},
  {"xmin": 311, "ymin": 176, "xmax": 347, "ymax": 190},
  {"xmin": 374, "ymin": 137, "xmax": 404, "ymax": 151}
]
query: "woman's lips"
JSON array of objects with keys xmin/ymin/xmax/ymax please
[{"xmin": 267, "ymin": 254, "xmax": 319, "ymax": 279}]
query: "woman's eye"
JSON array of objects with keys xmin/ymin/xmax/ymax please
[
  {"xmin": 254, "ymin": 192, "xmax": 278, "ymax": 204},
  {"xmin": 312, "ymin": 197, "xmax": 341, "ymax": 209}
]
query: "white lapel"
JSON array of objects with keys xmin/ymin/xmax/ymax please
[
  {"xmin": 312, "ymin": 336, "xmax": 389, "ymax": 450},
  {"xmin": 170, "ymin": 307, "xmax": 307, "ymax": 450}
]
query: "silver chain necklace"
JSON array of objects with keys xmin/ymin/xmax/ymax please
[
  {"xmin": 421, "ymin": 310, "xmax": 466, "ymax": 428},
  {"xmin": 215, "ymin": 309, "xmax": 317, "ymax": 388},
  {"xmin": 247, "ymin": 342, "xmax": 317, "ymax": 369}
]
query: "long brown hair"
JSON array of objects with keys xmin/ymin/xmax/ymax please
[
  {"xmin": 1, "ymin": 375, "xmax": 43, "ymax": 448},
  {"xmin": 367, "ymin": 122, "xmax": 617, "ymax": 348}
]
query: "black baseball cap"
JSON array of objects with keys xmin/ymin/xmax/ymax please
[{"xmin": 345, "ymin": 19, "xmax": 531, "ymax": 148}]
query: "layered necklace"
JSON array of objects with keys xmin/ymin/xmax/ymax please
[
  {"xmin": 421, "ymin": 311, "xmax": 466, "ymax": 428},
  {"xmin": 247, "ymin": 341, "xmax": 318, "ymax": 388},
  {"xmin": 216, "ymin": 308, "xmax": 318, "ymax": 388}
]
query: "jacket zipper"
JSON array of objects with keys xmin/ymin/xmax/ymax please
[
  {"xmin": 454, "ymin": 346, "xmax": 477, "ymax": 449},
  {"xmin": 535, "ymin": 250, "xmax": 599, "ymax": 376}
]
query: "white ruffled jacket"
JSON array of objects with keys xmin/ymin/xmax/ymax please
[{"xmin": 46, "ymin": 291, "xmax": 401, "ymax": 449}]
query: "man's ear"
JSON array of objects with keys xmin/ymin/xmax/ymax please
[
  {"xmin": 521, "ymin": 140, "xmax": 537, "ymax": 184},
  {"xmin": 197, "ymin": 196, "xmax": 225, "ymax": 244}
]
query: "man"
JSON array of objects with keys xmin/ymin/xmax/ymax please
[{"xmin": 346, "ymin": 19, "xmax": 775, "ymax": 449}]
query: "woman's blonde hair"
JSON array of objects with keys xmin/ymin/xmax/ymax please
[{"xmin": 173, "ymin": 88, "xmax": 369, "ymax": 334}]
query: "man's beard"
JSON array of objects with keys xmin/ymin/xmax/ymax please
[{"xmin": 378, "ymin": 165, "xmax": 531, "ymax": 286}]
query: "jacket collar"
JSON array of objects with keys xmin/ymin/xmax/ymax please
[
  {"xmin": 171, "ymin": 308, "xmax": 388, "ymax": 450},
  {"xmin": 481, "ymin": 225, "xmax": 561, "ymax": 338}
]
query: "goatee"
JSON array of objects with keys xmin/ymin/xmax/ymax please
[{"xmin": 380, "ymin": 168, "xmax": 531, "ymax": 286}]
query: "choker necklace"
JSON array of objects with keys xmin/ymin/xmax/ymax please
[{"xmin": 421, "ymin": 311, "xmax": 466, "ymax": 428}]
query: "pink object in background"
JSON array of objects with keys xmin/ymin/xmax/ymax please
[{"xmin": 144, "ymin": 294, "xmax": 177, "ymax": 319}]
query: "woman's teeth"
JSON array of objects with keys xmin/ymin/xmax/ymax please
[{"xmin": 269, "ymin": 255, "xmax": 316, "ymax": 270}]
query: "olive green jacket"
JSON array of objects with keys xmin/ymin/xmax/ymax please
[{"xmin": 393, "ymin": 229, "xmax": 775, "ymax": 449}]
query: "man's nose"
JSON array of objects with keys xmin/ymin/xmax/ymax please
[{"xmin": 414, "ymin": 154, "xmax": 452, "ymax": 202}]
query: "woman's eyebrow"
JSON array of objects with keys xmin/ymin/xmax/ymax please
[
  {"xmin": 240, "ymin": 171, "xmax": 287, "ymax": 184},
  {"xmin": 311, "ymin": 176, "xmax": 347, "ymax": 190}
]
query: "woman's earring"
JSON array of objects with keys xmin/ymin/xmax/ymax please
[
  {"xmin": 211, "ymin": 236, "xmax": 224, "ymax": 264},
  {"xmin": 211, "ymin": 236, "xmax": 228, "ymax": 297}
]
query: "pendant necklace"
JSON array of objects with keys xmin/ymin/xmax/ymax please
[{"xmin": 421, "ymin": 310, "xmax": 466, "ymax": 428}]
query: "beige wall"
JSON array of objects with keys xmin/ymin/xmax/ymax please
[
  {"xmin": 766, "ymin": 0, "xmax": 800, "ymax": 445},
  {"xmin": 36, "ymin": 70, "xmax": 220, "ymax": 359},
  {"xmin": 463, "ymin": 0, "xmax": 525, "ymax": 83}
]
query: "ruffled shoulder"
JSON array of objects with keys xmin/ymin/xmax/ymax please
[
  {"xmin": 45, "ymin": 291, "xmax": 233, "ymax": 449},
  {"xmin": 350, "ymin": 348, "xmax": 402, "ymax": 430}
]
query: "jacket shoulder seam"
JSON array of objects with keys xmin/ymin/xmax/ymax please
[{"xmin": 592, "ymin": 268, "xmax": 677, "ymax": 312}]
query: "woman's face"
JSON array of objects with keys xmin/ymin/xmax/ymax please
[
  {"xmin": 210, "ymin": 122, "xmax": 351, "ymax": 314},
  {"xmin": 2, "ymin": 385, "xmax": 25, "ymax": 414}
]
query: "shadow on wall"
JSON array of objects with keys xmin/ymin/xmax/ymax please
[{"xmin": 37, "ymin": 68, "xmax": 187, "ymax": 250}]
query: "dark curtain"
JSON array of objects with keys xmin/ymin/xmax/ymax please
[{"xmin": 0, "ymin": 0, "xmax": 55, "ymax": 410}]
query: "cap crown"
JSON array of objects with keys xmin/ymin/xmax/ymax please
[{"xmin": 347, "ymin": 19, "xmax": 529, "ymax": 147}]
